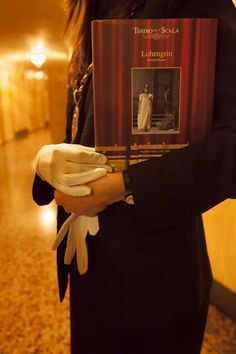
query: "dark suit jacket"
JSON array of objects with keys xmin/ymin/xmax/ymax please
[{"xmin": 32, "ymin": 0, "xmax": 236, "ymax": 329}]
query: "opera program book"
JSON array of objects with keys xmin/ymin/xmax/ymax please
[{"xmin": 92, "ymin": 18, "xmax": 217, "ymax": 170}]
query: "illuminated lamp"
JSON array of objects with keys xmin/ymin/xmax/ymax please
[{"xmin": 30, "ymin": 53, "xmax": 46, "ymax": 68}]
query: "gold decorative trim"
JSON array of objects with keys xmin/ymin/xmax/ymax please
[
  {"xmin": 96, "ymin": 146, "xmax": 127, "ymax": 152},
  {"xmin": 96, "ymin": 143, "xmax": 189, "ymax": 171},
  {"xmin": 131, "ymin": 143, "xmax": 188, "ymax": 150}
]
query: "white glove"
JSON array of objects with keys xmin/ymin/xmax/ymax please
[
  {"xmin": 52, "ymin": 213, "xmax": 99, "ymax": 274},
  {"xmin": 34, "ymin": 143, "xmax": 111, "ymax": 196}
]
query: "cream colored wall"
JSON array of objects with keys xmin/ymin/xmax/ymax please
[
  {"xmin": 0, "ymin": 88, "xmax": 4, "ymax": 145},
  {"xmin": 0, "ymin": 60, "xmax": 68, "ymax": 145},
  {"xmin": 46, "ymin": 62, "xmax": 68, "ymax": 143},
  {"xmin": 203, "ymin": 200, "xmax": 236, "ymax": 293},
  {"xmin": 0, "ymin": 64, "xmax": 48, "ymax": 143},
  {"xmin": 0, "ymin": 66, "xmax": 14, "ymax": 143}
]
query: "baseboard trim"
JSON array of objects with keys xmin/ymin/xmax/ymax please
[
  {"xmin": 210, "ymin": 281, "xmax": 236, "ymax": 322},
  {"xmin": 15, "ymin": 128, "xmax": 29, "ymax": 138}
]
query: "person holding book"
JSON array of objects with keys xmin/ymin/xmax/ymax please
[
  {"xmin": 33, "ymin": 0, "xmax": 236, "ymax": 353},
  {"xmin": 137, "ymin": 84, "xmax": 153, "ymax": 132}
]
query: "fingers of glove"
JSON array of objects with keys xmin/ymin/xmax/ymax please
[
  {"xmin": 35, "ymin": 143, "xmax": 101, "ymax": 165},
  {"xmin": 86, "ymin": 216, "xmax": 99, "ymax": 236},
  {"xmin": 55, "ymin": 183, "xmax": 92, "ymax": 196},
  {"xmin": 35, "ymin": 144, "xmax": 70, "ymax": 173},
  {"xmin": 64, "ymin": 161, "xmax": 112, "ymax": 174},
  {"xmin": 34, "ymin": 144, "xmax": 61, "ymax": 174},
  {"xmin": 35, "ymin": 159, "xmax": 54, "ymax": 182},
  {"xmin": 75, "ymin": 216, "xmax": 89, "ymax": 275},
  {"xmin": 64, "ymin": 222, "xmax": 77, "ymax": 265},
  {"xmin": 40, "ymin": 143, "xmax": 95, "ymax": 155},
  {"xmin": 52, "ymin": 213, "xmax": 77, "ymax": 250},
  {"xmin": 35, "ymin": 144, "xmax": 55, "ymax": 163},
  {"xmin": 35, "ymin": 152, "xmax": 64, "ymax": 183},
  {"xmin": 77, "ymin": 240, "xmax": 88, "ymax": 275},
  {"xmin": 58, "ymin": 168, "xmax": 107, "ymax": 187},
  {"xmin": 59, "ymin": 143, "xmax": 96, "ymax": 154},
  {"xmin": 53, "ymin": 145, "xmax": 108, "ymax": 165},
  {"xmin": 67, "ymin": 151, "xmax": 108, "ymax": 165}
]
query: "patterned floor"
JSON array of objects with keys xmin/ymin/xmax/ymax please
[{"xmin": 0, "ymin": 130, "xmax": 235, "ymax": 354}]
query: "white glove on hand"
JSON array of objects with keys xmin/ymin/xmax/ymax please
[{"xmin": 35, "ymin": 143, "xmax": 111, "ymax": 196}]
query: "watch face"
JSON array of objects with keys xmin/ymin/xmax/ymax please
[
  {"xmin": 125, "ymin": 194, "xmax": 135, "ymax": 205},
  {"xmin": 123, "ymin": 170, "xmax": 132, "ymax": 194}
]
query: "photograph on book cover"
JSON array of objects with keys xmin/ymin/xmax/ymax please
[{"xmin": 132, "ymin": 67, "xmax": 181, "ymax": 135}]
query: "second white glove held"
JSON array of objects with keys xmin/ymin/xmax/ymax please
[{"xmin": 52, "ymin": 213, "xmax": 99, "ymax": 274}]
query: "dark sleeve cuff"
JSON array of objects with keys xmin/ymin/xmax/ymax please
[{"xmin": 32, "ymin": 173, "xmax": 55, "ymax": 206}]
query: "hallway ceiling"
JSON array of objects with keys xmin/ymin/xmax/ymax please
[{"xmin": 0, "ymin": 0, "xmax": 68, "ymax": 63}]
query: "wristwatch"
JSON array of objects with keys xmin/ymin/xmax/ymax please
[{"xmin": 122, "ymin": 170, "xmax": 134, "ymax": 205}]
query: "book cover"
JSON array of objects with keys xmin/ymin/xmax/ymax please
[{"xmin": 92, "ymin": 18, "xmax": 217, "ymax": 170}]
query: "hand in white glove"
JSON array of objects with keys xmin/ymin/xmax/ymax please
[{"xmin": 34, "ymin": 143, "xmax": 112, "ymax": 196}]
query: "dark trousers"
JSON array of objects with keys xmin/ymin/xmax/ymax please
[
  {"xmin": 71, "ymin": 322, "xmax": 207, "ymax": 354},
  {"xmin": 70, "ymin": 289, "xmax": 208, "ymax": 354},
  {"xmin": 69, "ymin": 250, "xmax": 209, "ymax": 354}
]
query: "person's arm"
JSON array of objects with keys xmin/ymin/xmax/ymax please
[
  {"xmin": 128, "ymin": 129, "xmax": 236, "ymax": 233},
  {"xmin": 54, "ymin": 172, "xmax": 125, "ymax": 216}
]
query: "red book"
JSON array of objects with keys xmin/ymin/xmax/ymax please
[{"xmin": 92, "ymin": 18, "xmax": 217, "ymax": 170}]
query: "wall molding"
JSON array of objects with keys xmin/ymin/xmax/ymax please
[{"xmin": 15, "ymin": 128, "xmax": 29, "ymax": 138}]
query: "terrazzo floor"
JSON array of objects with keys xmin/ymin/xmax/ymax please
[{"xmin": 0, "ymin": 129, "xmax": 235, "ymax": 354}]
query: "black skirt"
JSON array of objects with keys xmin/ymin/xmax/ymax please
[{"xmin": 69, "ymin": 256, "xmax": 209, "ymax": 354}]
